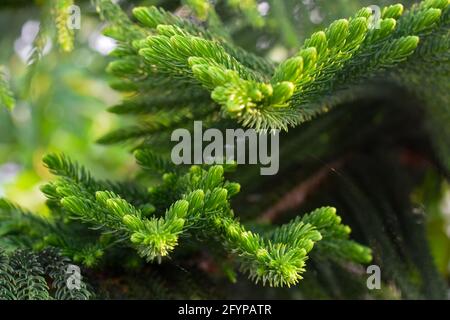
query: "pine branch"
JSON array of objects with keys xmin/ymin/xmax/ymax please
[
  {"xmin": 102, "ymin": 0, "xmax": 449, "ymax": 131},
  {"xmin": 184, "ymin": 0, "xmax": 212, "ymax": 21},
  {"xmin": 42, "ymin": 153, "xmax": 150, "ymax": 207},
  {"xmin": 43, "ymin": 154, "xmax": 371, "ymax": 287}
]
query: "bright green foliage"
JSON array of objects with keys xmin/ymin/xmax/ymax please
[
  {"xmin": 184, "ymin": 0, "xmax": 212, "ymax": 21},
  {"xmin": 53, "ymin": 0, "xmax": 75, "ymax": 52},
  {"xmin": 226, "ymin": 0, "xmax": 265, "ymax": 28},
  {"xmin": 183, "ymin": 0, "xmax": 264, "ymax": 27},
  {"xmin": 0, "ymin": 66, "xmax": 15, "ymax": 110},
  {"xmin": 2, "ymin": 148, "xmax": 370, "ymax": 289},
  {"xmin": 0, "ymin": 0, "xmax": 448, "ymax": 299},
  {"xmin": 38, "ymin": 154, "xmax": 370, "ymax": 287},
  {"xmin": 100, "ymin": 0, "xmax": 449, "ymax": 133}
]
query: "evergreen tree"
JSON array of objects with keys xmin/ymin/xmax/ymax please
[{"xmin": 0, "ymin": 0, "xmax": 449, "ymax": 299}]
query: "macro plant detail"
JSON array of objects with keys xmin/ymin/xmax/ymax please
[{"xmin": 0, "ymin": 0, "xmax": 449, "ymax": 300}]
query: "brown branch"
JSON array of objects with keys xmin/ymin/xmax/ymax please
[{"xmin": 258, "ymin": 159, "xmax": 346, "ymax": 224}]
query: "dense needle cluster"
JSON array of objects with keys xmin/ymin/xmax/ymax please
[{"xmin": 0, "ymin": 0, "xmax": 449, "ymax": 299}]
